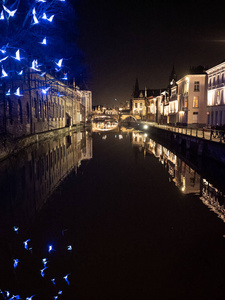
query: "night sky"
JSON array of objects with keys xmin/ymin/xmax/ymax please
[{"xmin": 74, "ymin": 0, "xmax": 225, "ymax": 106}]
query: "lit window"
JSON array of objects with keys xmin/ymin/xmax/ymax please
[
  {"xmin": 194, "ymin": 81, "xmax": 200, "ymax": 92},
  {"xmin": 184, "ymin": 98, "xmax": 188, "ymax": 108},
  {"xmin": 193, "ymin": 96, "xmax": 199, "ymax": 108}
]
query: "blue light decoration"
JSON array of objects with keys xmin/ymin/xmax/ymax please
[
  {"xmin": 55, "ymin": 58, "xmax": 63, "ymax": 68},
  {"xmin": 40, "ymin": 37, "xmax": 47, "ymax": 45},
  {"xmin": 32, "ymin": 8, "xmax": 39, "ymax": 25},
  {"xmin": 26, "ymin": 295, "xmax": 35, "ymax": 300},
  {"xmin": 57, "ymin": 92, "xmax": 64, "ymax": 97},
  {"xmin": 12, "ymin": 49, "xmax": 21, "ymax": 61},
  {"xmin": 23, "ymin": 239, "xmax": 31, "ymax": 250},
  {"xmin": 3, "ymin": 6, "xmax": 17, "ymax": 18},
  {"xmin": 0, "ymin": 44, "xmax": 8, "ymax": 54},
  {"xmin": 40, "ymin": 267, "xmax": 48, "ymax": 277},
  {"xmin": 14, "ymin": 87, "xmax": 23, "ymax": 97},
  {"xmin": 51, "ymin": 278, "xmax": 56, "ymax": 285},
  {"xmin": 48, "ymin": 244, "xmax": 55, "ymax": 253},
  {"xmin": 0, "ymin": 56, "xmax": 8, "ymax": 63},
  {"xmin": 41, "ymin": 87, "xmax": 50, "ymax": 94},
  {"xmin": 67, "ymin": 245, "xmax": 72, "ymax": 251},
  {"xmin": 42, "ymin": 258, "xmax": 48, "ymax": 266},
  {"xmin": 31, "ymin": 59, "xmax": 41, "ymax": 72},
  {"xmin": 0, "ymin": 10, "xmax": 4, "ymax": 20},
  {"xmin": 13, "ymin": 226, "xmax": 19, "ymax": 233},
  {"xmin": 42, "ymin": 13, "xmax": 54, "ymax": 22},
  {"xmin": 62, "ymin": 73, "xmax": 68, "ymax": 80},
  {"xmin": 63, "ymin": 273, "xmax": 70, "ymax": 285},
  {"xmin": 13, "ymin": 259, "xmax": 19, "ymax": 269},
  {"xmin": 1, "ymin": 67, "xmax": 8, "ymax": 78}
]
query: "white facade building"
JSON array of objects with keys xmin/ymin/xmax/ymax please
[
  {"xmin": 206, "ymin": 61, "xmax": 225, "ymax": 127},
  {"xmin": 176, "ymin": 74, "xmax": 207, "ymax": 127}
]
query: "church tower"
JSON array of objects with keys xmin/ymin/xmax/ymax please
[
  {"xmin": 169, "ymin": 65, "xmax": 177, "ymax": 87},
  {"xmin": 133, "ymin": 78, "xmax": 140, "ymax": 98}
]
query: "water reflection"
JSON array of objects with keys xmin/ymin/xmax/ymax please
[
  {"xmin": 92, "ymin": 117, "xmax": 118, "ymax": 132},
  {"xmin": 1, "ymin": 129, "xmax": 225, "ymax": 298},
  {"xmin": 0, "ymin": 131, "xmax": 93, "ymax": 235},
  {"xmin": 131, "ymin": 131, "xmax": 225, "ymax": 222}
]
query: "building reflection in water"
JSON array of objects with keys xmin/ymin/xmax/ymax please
[
  {"xmin": 0, "ymin": 131, "xmax": 93, "ymax": 234},
  {"xmin": 131, "ymin": 131, "xmax": 225, "ymax": 223}
]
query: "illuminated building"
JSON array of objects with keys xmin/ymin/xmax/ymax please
[
  {"xmin": 0, "ymin": 73, "xmax": 92, "ymax": 137},
  {"xmin": 206, "ymin": 61, "xmax": 225, "ymax": 127},
  {"xmin": 131, "ymin": 78, "xmax": 162, "ymax": 120},
  {"xmin": 176, "ymin": 67, "xmax": 207, "ymax": 127}
]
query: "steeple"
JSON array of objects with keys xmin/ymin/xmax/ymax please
[
  {"xmin": 133, "ymin": 78, "xmax": 140, "ymax": 98},
  {"xmin": 169, "ymin": 65, "xmax": 177, "ymax": 87}
]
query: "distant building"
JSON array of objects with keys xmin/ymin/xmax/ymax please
[
  {"xmin": 206, "ymin": 61, "xmax": 225, "ymax": 127},
  {"xmin": 131, "ymin": 78, "xmax": 162, "ymax": 120}
]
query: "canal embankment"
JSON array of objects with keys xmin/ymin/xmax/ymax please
[
  {"xmin": 0, "ymin": 123, "xmax": 89, "ymax": 162},
  {"xmin": 139, "ymin": 122, "xmax": 225, "ymax": 165}
]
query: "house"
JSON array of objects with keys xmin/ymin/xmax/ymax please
[
  {"xmin": 206, "ymin": 61, "xmax": 225, "ymax": 127},
  {"xmin": 176, "ymin": 66, "xmax": 208, "ymax": 127}
]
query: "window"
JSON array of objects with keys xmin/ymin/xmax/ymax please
[
  {"xmin": 135, "ymin": 103, "xmax": 138, "ymax": 108},
  {"xmin": 140, "ymin": 103, "xmax": 143, "ymax": 108},
  {"xmin": 217, "ymin": 75, "xmax": 220, "ymax": 85},
  {"xmin": 222, "ymin": 74, "xmax": 224, "ymax": 83},
  {"xmin": 194, "ymin": 81, "xmax": 200, "ymax": 91},
  {"xmin": 184, "ymin": 98, "xmax": 188, "ymax": 108},
  {"xmin": 193, "ymin": 112, "xmax": 198, "ymax": 123},
  {"xmin": 193, "ymin": 96, "xmax": 199, "ymax": 108}
]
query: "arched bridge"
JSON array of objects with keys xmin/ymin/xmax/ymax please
[{"xmin": 120, "ymin": 114, "xmax": 141, "ymax": 122}]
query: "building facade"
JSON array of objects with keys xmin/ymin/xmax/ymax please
[
  {"xmin": 0, "ymin": 72, "xmax": 92, "ymax": 137},
  {"xmin": 206, "ymin": 61, "xmax": 225, "ymax": 127},
  {"xmin": 176, "ymin": 73, "xmax": 207, "ymax": 127}
]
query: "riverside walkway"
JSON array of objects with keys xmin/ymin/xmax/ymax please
[{"xmin": 141, "ymin": 122, "xmax": 225, "ymax": 144}]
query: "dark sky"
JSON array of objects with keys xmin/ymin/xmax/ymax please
[{"xmin": 75, "ymin": 0, "xmax": 225, "ymax": 106}]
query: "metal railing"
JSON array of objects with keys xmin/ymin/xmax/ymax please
[{"xmin": 142, "ymin": 122, "xmax": 225, "ymax": 143}]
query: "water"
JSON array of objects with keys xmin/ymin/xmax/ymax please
[{"xmin": 1, "ymin": 129, "xmax": 225, "ymax": 300}]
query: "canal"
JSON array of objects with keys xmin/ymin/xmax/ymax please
[{"xmin": 1, "ymin": 128, "xmax": 225, "ymax": 300}]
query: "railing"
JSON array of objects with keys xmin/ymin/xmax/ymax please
[{"xmin": 142, "ymin": 122, "xmax": 225, "ymax": 143}]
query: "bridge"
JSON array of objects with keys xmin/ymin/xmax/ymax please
[{"xmin": 119, "ymin": 114, "xmax": 141, "ymax": 122}]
